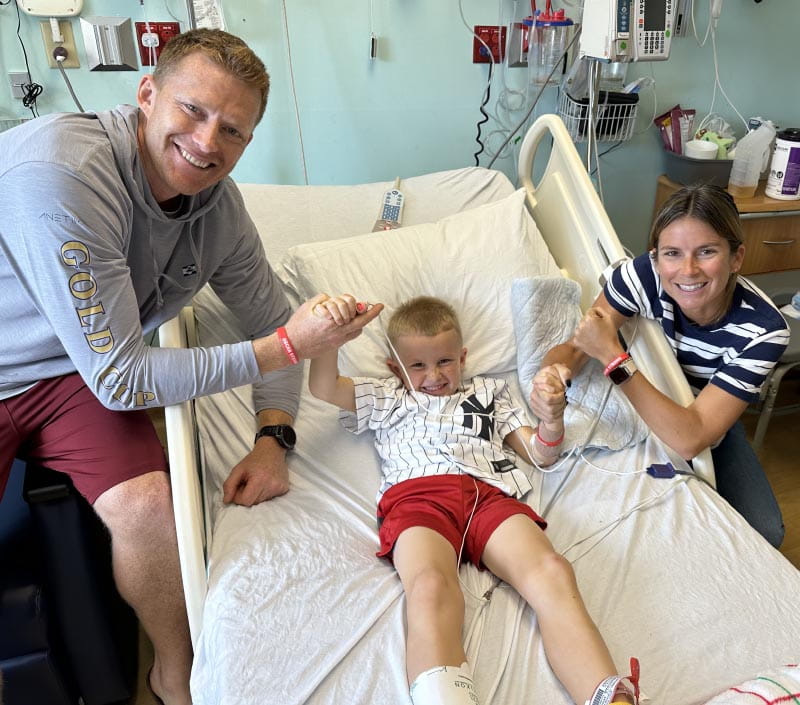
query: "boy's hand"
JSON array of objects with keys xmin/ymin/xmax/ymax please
[
  {"xmin": 312, "ymin": 293, "xmax": 367, "ymax": 325},
  {"xmin": 529, "ymin": 363, "xmax": 570, "ymax": 424}
]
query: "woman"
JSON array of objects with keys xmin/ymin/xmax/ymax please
[{"xmin": 534, "ymin": 184, "xmax": 789, "ymax": 548}]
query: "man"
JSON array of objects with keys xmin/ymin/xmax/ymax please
[{"xmin": 0, "ymin": 29, "xmax": 379, "ymax": 705}]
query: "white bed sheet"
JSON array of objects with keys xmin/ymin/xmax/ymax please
[{"xmin": 189, "ymin": 336, "xmax": 800, "ymax": 705}]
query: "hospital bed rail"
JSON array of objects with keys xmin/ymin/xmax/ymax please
[{"xmin": 517, "ymin": 113, "xmax": 714, "ymax": 486}]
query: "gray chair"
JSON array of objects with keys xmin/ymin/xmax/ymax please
[
  {"xmin": 747, "ymin": 270, "xmax": 800, "ymax": 451},
  {"xmin": 0, "ymin": 460, "xmax": 139, "ymax": 705}
]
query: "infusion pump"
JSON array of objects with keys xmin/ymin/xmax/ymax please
[{"xmin": 580, "ymin": 0, "xmax": 675, "ymax": 62}]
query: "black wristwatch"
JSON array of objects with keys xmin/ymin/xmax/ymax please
[
  {"xmin": 254, "ymin": 424, "xmax": 296, "ymax": 450},
  {"xmin": 608, "ymin": 356, "xmax": 638, "ymax": 385}
]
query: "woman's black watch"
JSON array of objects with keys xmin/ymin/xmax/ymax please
[{"xmin": 254, "ymin": 424, "xmax": 296, "ymax": 450}]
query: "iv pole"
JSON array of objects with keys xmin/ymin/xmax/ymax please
[{"xmin": 185, "ymin": 0, "xmax": 197, "ymax": 29}]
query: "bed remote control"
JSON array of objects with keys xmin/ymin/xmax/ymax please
[
  {"xmin": 372, "ymin": 178, "xmax": 404, "ymax": 231},
  {"xmin": 380, "ymin": 188, "xmax": 404, "ymax": 223}
]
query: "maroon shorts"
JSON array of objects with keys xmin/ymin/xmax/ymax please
[
  {"xmin": 376, "ymin": 474, "xmax": 546, "ymax": 568},
  {"xmin": 0, "ymin": 373, "xmax": 168, "ymax": 504}
]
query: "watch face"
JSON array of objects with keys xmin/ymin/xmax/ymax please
[
  {"xmin": 256, "ymin": 425, "xmax": 296, "ymax": 449},
  {"xmin": 608, "ymin": 365, "xmax": 630, "ymax": 385},
  {"xmin": 609, "ymin": 358, "xmax": 636, "ymax": 385},
  {"xmin": 280, "ymin": 425, "xmax": 297, "ymax": 449}
]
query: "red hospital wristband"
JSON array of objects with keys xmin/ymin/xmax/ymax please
[
  {"xmin": 604, "ymin": 353, "xmax": 630, "ymax": 377},
  {"xmin": 535, "ymin": 430, "xmax": 565, "ymax": 447},
  {"xmin": 276, "ymin": 326, "xmax": 299, "ymax": 365}
]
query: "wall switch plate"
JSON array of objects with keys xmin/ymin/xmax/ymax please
[
  {"xmin": 40, "ymin": 20, "xmax": 80, "ymax": 68},
  {"xmin": 80, "ymin": 16, "xmax": 138, "ymax": 71},
  {"xmin": 9, "ymin": 72, "xmax": 30, "ymax": 99},
  {"xmin": 473, "ymin": 25, "xmax": 506, "ymax": 63}
]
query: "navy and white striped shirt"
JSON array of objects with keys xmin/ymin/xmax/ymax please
[
  {"xmin": 339, "ymin": 376, "xmax": 532, "ymax": 501},
  {"xmin": 605, "ymin": 253, "xmax": 790, "ymax": 402}
]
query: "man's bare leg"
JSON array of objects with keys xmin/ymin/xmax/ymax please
[{"xmin": 94, "ymin": 471, "xmax": 192, "ymax": 705}]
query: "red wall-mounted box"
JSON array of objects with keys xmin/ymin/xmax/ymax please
[{"xmin": 135, "ymin": 22, "xmax": 181, "ymax": 66}]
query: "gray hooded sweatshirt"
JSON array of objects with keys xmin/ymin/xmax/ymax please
[{"xmin": 0, "ymin": 105, "xmax": 300, "ymax": 416}]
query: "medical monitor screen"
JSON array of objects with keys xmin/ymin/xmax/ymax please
[{"xmin": 644, "ymin": 1, "xmax": 666, "ymax": 31}]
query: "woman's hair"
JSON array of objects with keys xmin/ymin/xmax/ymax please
[
  {"xmin": 153, "ymin": 28, "xmax": 270, "ymax": 124},
  {"xmin": 387, "ymin": 297, "xmax": 462, "ymax": 348},
  {"xmin": 649, "ymin": 183, "xmax": 744, "ymax": 253}
]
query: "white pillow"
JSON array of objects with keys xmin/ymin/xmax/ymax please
[
  {"xmin": 511, "ymin": 275, "xmax": 649, "ymax": 451},
  {"xmin": 280, "ymin": 188, "xmax": 560, "ymax": 379}
]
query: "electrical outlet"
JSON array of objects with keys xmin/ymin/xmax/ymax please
[
  {"xmin": 135, "ymin": 22, "xmax": 180, "ymax": 66},
  {"xmin": 9, "ymin": 72, "xmax": 30, "ymax": 99},
  {"xmin": 40, "ymin": 20, "xmax": 80, "ymax": 68},
  {"xmin": 473, "ymin": 25, "xmax": 506, "ymax": 64}
]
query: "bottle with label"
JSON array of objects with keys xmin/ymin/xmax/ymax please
[
  {"xmin": 727, "ymin": 121, "xmax": 776, "ymax": 198},
  {"xmin": 765, "ymin": 128, "xmax": 800, "ymax": 200}
]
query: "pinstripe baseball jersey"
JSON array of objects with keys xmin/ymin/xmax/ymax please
[{"xmin": 340, "ymin": 376, "xmax": 532, "ymax": 501}]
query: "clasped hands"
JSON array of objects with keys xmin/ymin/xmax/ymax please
[{"xmin": 283, "ymin": 293, "xmax": 383, "ymax": 358}]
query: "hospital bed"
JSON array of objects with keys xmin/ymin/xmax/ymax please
[{"xmin": 159, "ymin": 114, "xmax": 800, "ymax": 705}]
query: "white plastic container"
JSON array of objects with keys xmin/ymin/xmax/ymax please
[
  {"xmin": 765, "ymin": 128, "xmax": 800, "ymax": 200},
  {"xmin": 685, "ymin": 139, "xmax": 718, "ymax": 160},
  {"xmin": 727, "ymin": 122, "xmax": 776, "ymax": 198}
]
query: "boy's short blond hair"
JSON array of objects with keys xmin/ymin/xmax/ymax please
[{"xmin": 386, "ymin": 297, "xmax": 462, "ymax": 348}]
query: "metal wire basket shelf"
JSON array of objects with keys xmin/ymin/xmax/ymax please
[{"xmin": 557, "ymin": 90, "xmax": 638, "ymax": 143}]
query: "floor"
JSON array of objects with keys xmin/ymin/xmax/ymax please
[
  {"xmin": 131, "ymin": 373, "xmax": 800, "ymax": 704},
  {"xmin": 741, "ymin": 369, "xmax": 800, "ymax": 569}
]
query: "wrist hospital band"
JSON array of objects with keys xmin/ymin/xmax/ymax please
[
  {"xmin": 603, "ymin": 353, "xmax": 630, "ymax": 377},
  {"xmin": 277, "ymin": 326, "xmax": 299, "ymax": 365},
  {"xmin": 535, "ymin": 430, "xmax": 565, "ymax": 447}
]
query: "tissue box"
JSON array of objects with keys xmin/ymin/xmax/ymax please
[{"xmin": 663, "ymin": 150, "xmax": 733, "ymax": 187}]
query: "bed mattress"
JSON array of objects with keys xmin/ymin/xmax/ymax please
[{"xmin": 188, "ymin": 326, "xmax": 800, "ymax": 704}]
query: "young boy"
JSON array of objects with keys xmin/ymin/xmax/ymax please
[{"xmin": 309, "ymin": 294, "xmax": 640, "ymax": 705}]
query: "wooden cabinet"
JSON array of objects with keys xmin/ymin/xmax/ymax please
[{"xmin": 653, "ymin": 175, "xmax": 800, "ymax": 275}]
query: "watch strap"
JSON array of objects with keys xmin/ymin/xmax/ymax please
[{"xmin": 254, "ymin": 424, "xmax": 296, "ymax": 450}]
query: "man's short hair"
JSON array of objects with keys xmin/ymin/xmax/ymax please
[
  {"xmin": 387, "ymin": 296, "xmax": 462, "ymax": 348},
  {"xmin": 154, "ymin": 28, "xmax": 270, "ymax": 124}
]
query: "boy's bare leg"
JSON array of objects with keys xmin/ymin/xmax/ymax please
[
  {"xmin": 482, "ymin": 514, "xmax": 630, "ymax": 705},
  {"xmin": 94, "ymin": 471, "xmax": 192, "ymax": 705},
  {"xmin": 393, "ymin": 526, "xmax": 467, "ymax": 684}
]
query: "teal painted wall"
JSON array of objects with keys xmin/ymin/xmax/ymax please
[{"xmin": 1, "ymin": 1, "xmax": 797, "ymax": 252}]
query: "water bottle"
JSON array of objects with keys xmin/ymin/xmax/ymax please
[{"xmin": 727, "ymin": 122, "xmax": 776, "ymax": 198}]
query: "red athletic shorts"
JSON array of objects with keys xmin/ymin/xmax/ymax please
[
  {"xmin": 0, "ymin": 373, "xmax": 168, "ymax": 504},
  {"xmin": 376, "ymin": 474, "xmax": 546, "ymax": 567}
]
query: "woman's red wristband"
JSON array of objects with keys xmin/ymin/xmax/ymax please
[
  {"xmin": 535, "ymin": 430, "xmax": 565, "ymax": 447},
  {"xmin": 276, "ymin": 326, "xmax": 299, "ymax": 365},
  {"xmin": 603, "ymin": 352, "xmax": 630, "ymax": 377}
]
